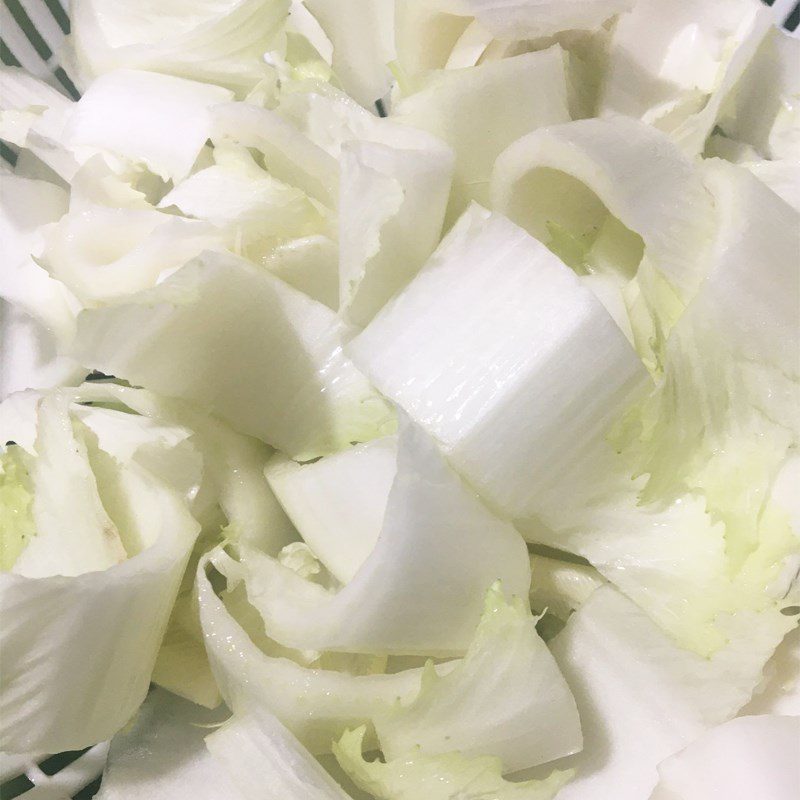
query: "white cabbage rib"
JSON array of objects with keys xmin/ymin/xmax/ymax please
[
  {"xmin": 490, "ymin": 117, "xmax": 716, "ymax": 331},
  {"xmin": 374, "ymin": 584, "xmax": 582, "ymax": 772},
  {"xmin": 649, "ymin": 715, "xmax": 800, "ymax": 800},
  {"xmin": 228, "ymin": 419, "xmax": 530, "ymax": 655},
  {"xmin": 265, "ymin": 435, "xmax": 398, "ymax": 583},
  {"xmin": 393, "ymin": 47, "xmax": 570, "ymax": 218},
  {"xmin": 0, "ymin": 175, "xmax": 81, "ymax": 399},
  {"xmin": 66, "ymin": 69, "xmax": 233, "ymax": 182},
  {"xmin": 600, "ymin": 0, "xmax": 772, "ymax": 155},
  {"xmin": 304, "ymin": 0, "xmax": 395, "ymax": 109},
  {"xmin": 394, "ymin": 0, "xmax": 632, "ymax": 80},
  {"xmin": 717, "ymin": 27, "xmax": 800, "ymax": 161},
  {"xmin": 348, "ymin": 203, "xmax": 647, "ymax": 520},
  {"xmin": 547, "ymin": 587, "xmax": 794, "ymax": 800},
  {"xmin": 0, "ymin": 390, "xmax": 199, "ymax": 753},
  {"xmin": 197, "ymin": 550, "xmax": 457, "ymax": 754},
  {"xmin": 68, "ymin": 0, "xmax": 290, "ymax": 94},
  {"xmin": 96, "ymin": 688, "xmax": 237, "ymax": 800},
  {"xmin": 269, "ymin": 86, "xmax": 455, "ymax": 326},
  {"xmin": 206, "ymin": 704, "xmax": 353, "ymax": 800},
  {"xmin": 73, "ymin": 249, "xmax": 393, "ymax": 460}
]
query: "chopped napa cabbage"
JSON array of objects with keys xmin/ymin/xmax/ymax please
[
  {"xmin": 65, "ymin": 69, "xmax": 234, "ymax": 182},
  {"xmin": 196, "ymin": 549, "xmax": 458, "ymax": 754},
  {"xmin": 374, "ymin": 583, "xmax": 582, "ymax": 772},
  {"xmin": 68, "ymin": 0, "xmax": 290, "ymax": 94},
  {"xmin": 0, "ymin": 174, "xmax": 81, "ymax": 399},
  {"xmin": 716, "ymin": 27, "xmax": 800, "ymax": 161},
  {"xmin": 0, "ymin": 388, "xmax": 200, "ymax": 753},
  {"xmin": 96, "ymin": 688, "xmax": 236, "ymax": 800},
  {"xmin": 225, "ymin": 418, "xmax": 530, "ymax": 655},
  {"xmin": 490, "ymin": 117, "xmax": 717, "ymax": 360},
  {"xmin": 269, "ymin": 85, "xmax": 455, "ymax": 325},
  {"xmin": 600, "ymin": 0, "xmax": 772, "ymax": 155},
  {"xmin": 73, "ymin": 249, "xmax": 394, "ymax": 460},
  {"xmin": 457, "ymin": 0, "xmax": 633, "ymax": 40},
  {"xmin": 348, "ymin": 203, "xmax": 648, "ymax": 521},
  {"xmin": 545, "ymin": 587, "xmax": 795, "ymax": 800},
  {"xmin": 265, "ymin": 435, "xmax": 398, "ymax": 583},
  {"xmin": 304, "ymin": 0, "xmax": 395, "ymax": 109},
  {"xmin": 627, "ymin": 160, "xmax": 799, "ymax": 564},
  {"xmin": 649, "ymin": 715, "xmax": 800, "ymax": 800},
  {"xmin": 333, "ymin": 726, "xmax": 573, "ymax": 800},
  {"xmin": 392, "ymin": 47, "xmax": 570, "ymax": 219},
  {"xmin": 206, "ymin": 703, "xmax": 353, "ymax": 800},
  {"xmin": 41, "ymin": 203, "xmax": 224, "ymax": 306}
]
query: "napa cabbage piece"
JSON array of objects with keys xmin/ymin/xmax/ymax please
[
  {"xmin": 743, "ymin": 625, "xmax": 800, "ymax": 716},
  {"xmin": 224, "ymin": 418, "xmax": 530, "ymax": 655},
  {"xmin": 206, "ymin": 703, "xmax": 354, "ymax": 800},
  {"xmin": 265, "ymin": 435, "xmax": 398, "ymax": 583},
  {"xmin": 348, "ymin": 203, "xmax": 648, "ymax": 521},
  {"xmin": 268, "ymin": 84, "xmax": 454, "ymax": 325},
  {"xmin": 67, "ymin": 381, "xmax": 295, "ymax": 709},
  {"xmin": 0, "ymin": 174, "xmax": 82, "ymax": 399},
  {"xmin": 333, "ymin": 727, "xmax": 572, "ymax": 800},
  {"xmin": 210, "ymin": 89, "xmax": 454, "ymax": 325},
  {"xmin": 96, "ymin": 688, "xmax": 237, "ymax": 800},
  {"xmin": 304, "ymin": 0, "xmax": 394, "ymax": 108},
  {"xmin": 626, "ymin": 160, "xmax": 799, "ymax": 564},
  {"xmin": 546, "ymin": 587, "xmax": 795, "ymax": 800},
  {"xmin": 68, "ymin": 0, "xmax": 290, "ymax": 94},
  {"xmin": 40, "ymin": 204, "xmax": 224, "ymax": 306},
  {"xmin": 600, "ymin": 0, "xmax": 772, "ymax": 155},
  {"xmin": 394, "ymin": 0, "xmax": 632, "ymax": 80},
  {"xmin": 196, "ymin": 549, "xmax": 458, "ymax": 754},
  {"xmin": 73, "ymin": 249, "xmax": 394, "ymax": 460},
  {"xmin": 716, "ymin": 27, "xmax": 800, "ymax": 161},
  {"xmin": 101, "ymin": 687, "xmax": 357, "ymax": 800},
  {"xmin": 65, "ymin": 69, "xmax": 233, "ymax": 182},
  {"xmin": 374, "ymin": 583, "xmax": 582, "ymax": 772},
  {"xmin": 649, "ymin": 715, "xmax": 800, "ymax": 800},
  {"xmin": 0, "ymin": 388, "xmax": 200, "ymax": 753},
  {"xmin": 490, "ymin": 117, "xmax": 717, "ymax": 363},
  {"xmin": 392, "ymin": 47, "xmax": 570, "ymax": 219}
]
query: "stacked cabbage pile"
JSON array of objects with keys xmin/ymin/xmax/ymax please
[{"xmin": 1, "ymin": 1, "xmax": 798, "ymax": 798}]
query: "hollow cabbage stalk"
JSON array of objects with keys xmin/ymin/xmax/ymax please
[
  {"xmin": 0, "ymin": 389, "xmax": 200, "ymax": 753},
  {"xmin": 490, "ymin": 117, "xmax": 717, "ymax": 359}
]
